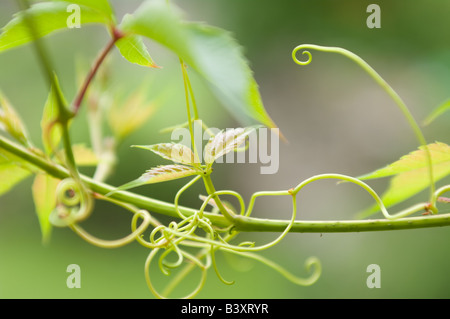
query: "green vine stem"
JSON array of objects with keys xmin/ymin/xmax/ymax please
[
  {"xmin": 2, "ymin": 135, "xmax": 450, "ymax": 233},
  {"xmin": 292, "ymin": 44, "xmax": 437, "ymax": 211},
  {"xmin": 130, "ymin": 172, "xmax": 443, "ymax": 255},
  {"xmin": 4, "ymin": 1, "xmax": 448, "ymax": 299},
  {"xmin": 180, "ymin": 58, "xmax": 201, "ymax": 163}
]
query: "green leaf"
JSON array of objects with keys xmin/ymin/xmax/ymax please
[
  {"xmin": 423, "ymin": 98, "xmax": 450, "ymax": 126},
  {"xmin": 115, "ymin": 14, "xmax": 159, "ymax": 68},
  {"xmin": 115, "ymin": 34, "xmax": 159, "ymax": 68},
  {"xmin": 119, "ymin": 0, "xmax": 188, "ymax": 59},
  {"xmin": 133, "ymin": 143, "xmax": 198, "ymax": 166},
  {"xmin": 108, "ymin": 164, "xmax": 199, "ymax": 194},
  {"xmin": 184, "ymin": 23, "xmax": 277, "ymax": 129},
  {"xmin": 357, "ymin": 142, "xmax": 450, "ymax": 218},
  {"xmin": 32, "ymin": 173, "xmax": 60, "ymax": 244},
  {"xmin": 49, "ymin": 0, "xmax": 115, "ymax": 22},
  {"xmin": 120, "ymin": 0, "xmax": 277, "ymax": 129},
  {"xmin": 41, "ymin": 75, "xmax": 68, "ymax": 154},
  {"xmin": 0, "ymin": 2, "xmax": 112, "ymax": 53},
  {"xmin": 0, "ymin": 152, "xmax": 31, "ymax": 197},
  {"xmin": 204, "ymin": 127, "xmax": 255, "ymax": 164},
  {"xmin": 0, "ymin": 91, "xmax": 29, "ymax": 146}
]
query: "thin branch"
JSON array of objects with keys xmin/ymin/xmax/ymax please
[
  {"xmin": 72, "ymin": 28, "xmax": 123, "ymax": 115},
  {"xmin": 233, "ymin": 213, "xmax": 450, "ymax": 233}
]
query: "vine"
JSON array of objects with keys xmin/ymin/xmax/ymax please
[{"xmin": 0, "ymin": 0, "xmax": 449, "ymax": 299}]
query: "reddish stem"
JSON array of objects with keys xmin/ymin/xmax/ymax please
[{"xmin": 72, "ymin": 28, "xmax": 124, "ymax": 115}]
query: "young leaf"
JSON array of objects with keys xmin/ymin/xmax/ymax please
[
  {"xmin": 108, "ymin": 164, "xmax": 199, "ymax": 194},
  {"xmin": 32, "ymin": 173, "xmax": 60, "ymax": 244},
  {"xmin": 41, "ymin": 75, "xmax": 68, "ymax": 154},
  {"xmin": 73, "ymin": 144, "xmax": 98, "ymax": 166},
  {"xmin": 357, "ymin": 142, "xmax": 450, "ymax": 218},
  {"xmin": 0, "ymin": 154, "xmax": 31, "ymax": 197},
  {"xmin": 107, "ymin": 89, "xmax": 157, "ymax": 141},
  {"xmin": 423, "ymin": 98, "xmax": 450, "ymax": 126},
  {"xmin": 115, "ymin": 34, "xmax": 159, "ymax": 68},
  {"xmin": 120, "ymin": 0, "xmax": 278, "ymax": 129},
  {"xmin": 133, "ymin": 143, "xmax": 198, "ymax": 166},
  {"xmin": 57, "ymin": 144, "xmax": 98, "ymax": 166},
  {"xmin": 0, "ymin": 91, "xmax": 29, "ymax": 146},
  {"xmin": 115, "ymin": 14, "xmax": 159, "ymax": 68},
  {"xmin": 204, "ymin": 127, "xmax": 255, "ymax": 164},
  {"xmin": 358, "ymin": 142, "xmax": 450, "ymax": 180},
  {"xmin": 0, "ymin": 2, "xmax": 112, "ymax": 53}
]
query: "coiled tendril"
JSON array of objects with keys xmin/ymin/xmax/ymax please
[
  {"xmin": 292, "ymin": 44, "xmax": 437, "ymax": 213},
  {"xmin": 50, "ymin": 177, "xmax": 93, "ymax": 227},
  {"xmin": 62, "ymin": 44, "xmax": 439, "ymax": 299},
  {"xmin": 139, "ymin": 176, "xmax": 322, "ymax": 299}
]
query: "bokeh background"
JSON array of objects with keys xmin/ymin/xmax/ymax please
[{"xmin": 1, "ymin": 0, "xmax": 450, "ymax": 298}]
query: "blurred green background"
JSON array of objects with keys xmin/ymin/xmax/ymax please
[{"xmin": 1, "ymin": 0, "xmax": 450, "ymax": 298}]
